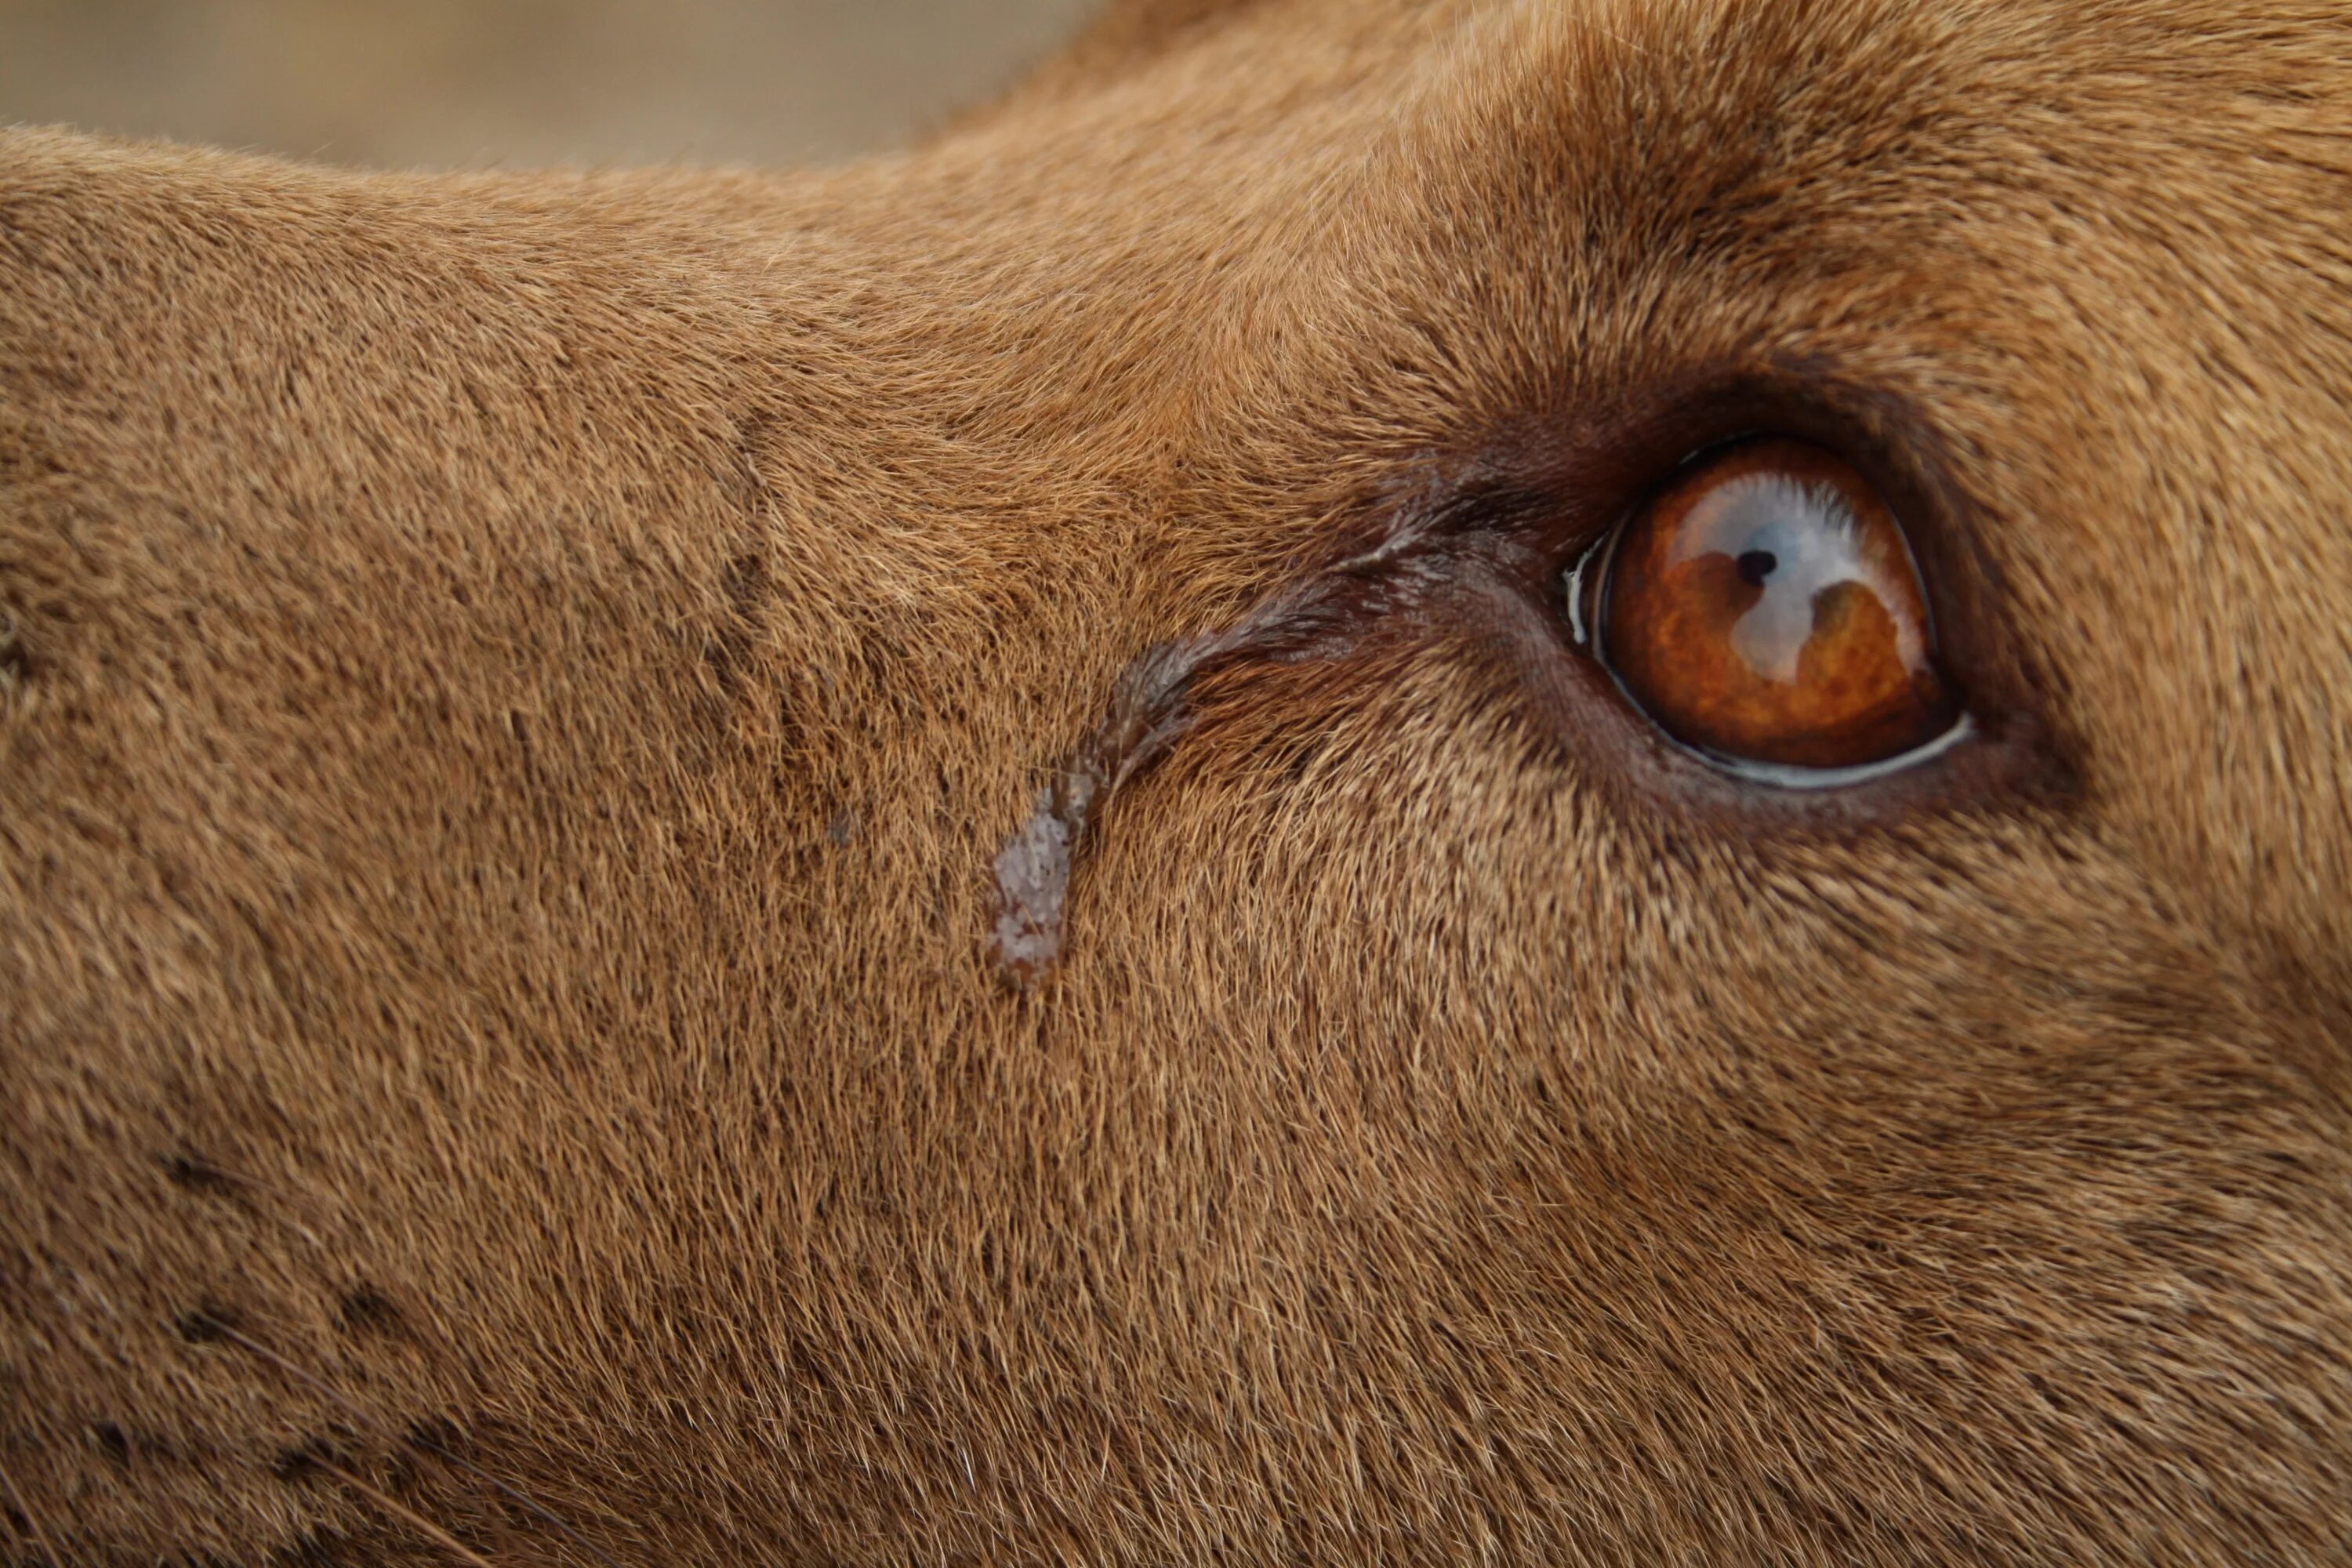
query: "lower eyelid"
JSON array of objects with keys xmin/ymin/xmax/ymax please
[{"xmin": 1678, "ymin": 711, "xmax": 1977, "ymax": 791}]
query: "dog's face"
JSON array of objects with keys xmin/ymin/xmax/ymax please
[{"xmin": 4, "ymin": 0, "xmax": 2350, "ymax": 1561}]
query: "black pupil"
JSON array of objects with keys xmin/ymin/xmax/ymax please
[{"xmin": 1735, "ymin": 549, "xmax": 1777, "ymax": 586}]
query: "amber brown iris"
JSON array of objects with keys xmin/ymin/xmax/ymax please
[{"xmin": 1597, "ymin": 437, "xmax": 1959, "ymax": 772}]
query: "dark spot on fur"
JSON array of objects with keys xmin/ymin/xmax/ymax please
[
  {"xmin": 90, "ymin": 1419, "xmax": 131, "ymax": 1467},
  {"xmin": 289, "ymin": 1529, "xmax": 352, "ymax": 1566},
  {"xmin": 404, "ymin": 1414, "xmax": 464, "ymax": 1456},
  {"xmin": 336, "ymin": 1285, "xmax": 401, "ymax": 1335},
  {"xmin": 722, "ymin": 551, "xmax": 768, "ymax": 619},
  {"xmin": 702, "ymin": 550, "xmax": 769, "ymax": 706},
  {"xmin": 164, "ymin": 1151, "xmax": 242, "ymax": 1196},
  {"xmin": 273, "ymin": 1437, "xmax": 337, "ymax": 1481},
  {"xmin": 784, "ymin": 1338, "xmax": 837, "ymax": 1397},
  {"xmin": 826, "ymin": 809, "xmax": 858, "ymax": 847},
  {"xmin": 382, "ymin": 1446, "xmax": 423, "ymax": 1493},
  {"xmin": 176, "ymin": 1303, "xmax": 241, "ymax": 1344},
  {"xmin": 0, "ymin": 603, "xmax": 32, "ymax": 688}
]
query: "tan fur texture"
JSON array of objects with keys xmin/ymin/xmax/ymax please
[{"xmin": 5, "ymin": 0, "xmax": 2352, "ymax": 1561}]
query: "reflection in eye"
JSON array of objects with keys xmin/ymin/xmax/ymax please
[{"xmin": 1580, "ymin": 438, "xmax": 1964, "ymax": 779}]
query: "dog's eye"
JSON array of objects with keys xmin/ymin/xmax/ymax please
[{"xmin": 1572, "ymin": 437, "xmax": 1964, "ymax": 782}]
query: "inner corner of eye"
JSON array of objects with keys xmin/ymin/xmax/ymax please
[
  {"xmin": 1563, "ymin": 434, "xmax": 1965, "ymax": 781},
  {"xmin": 1562, "ymin": 528, "xmax": 1609, "ymax": 648}
]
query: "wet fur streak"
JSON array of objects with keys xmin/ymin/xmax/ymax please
[
  {"xmin": 5, "ymin": 0, "xmax": 2352, "ymax": 1563},
  {"xmin": 993, "ymin": 497, "xmax": 1482, "ymax": 984}
]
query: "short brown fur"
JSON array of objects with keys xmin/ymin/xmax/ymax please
[{"xmin": 4, "ymin": 0, "xmax": 2351, "ymax": 1561}]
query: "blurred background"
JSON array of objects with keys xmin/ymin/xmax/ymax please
[{"xmin": 0, "ymin": 0, "xmax": 1098, "ymax": 169}]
